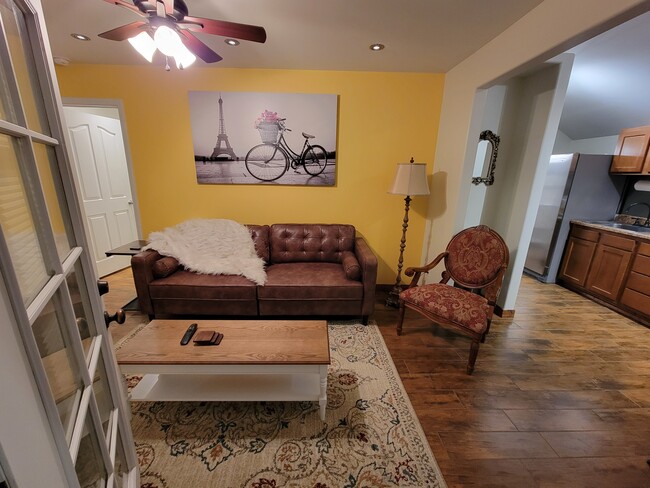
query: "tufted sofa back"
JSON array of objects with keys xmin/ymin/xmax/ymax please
[
  {"xmin": 269, "ymin": 224, "xmax": 356, "ymax": 264},
  {"xmin": 246, "ymin": 225, "xmax": 270, "ymax": 263}
]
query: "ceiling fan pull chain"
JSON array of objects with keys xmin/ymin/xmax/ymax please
[{"xmin": 165, "ymin": 56, "xmax": 171, "ymax": 71}]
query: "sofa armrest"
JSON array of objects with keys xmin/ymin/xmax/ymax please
[
  {"xmin": 355, "ymin": 237, "xmax": 378, "ymax": 319},
  {"xmin": 130, "ymin": 249, "xmax": 163, "ymax": 316}
]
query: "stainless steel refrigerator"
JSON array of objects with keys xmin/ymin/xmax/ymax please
[{"xmin": 524, "ymin": 153, "xmax": 625, "ymax": 283}]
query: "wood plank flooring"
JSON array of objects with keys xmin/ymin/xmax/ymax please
[{"xmin": 103, "ymin": 270, "xmax": 650, "ymax": 487}]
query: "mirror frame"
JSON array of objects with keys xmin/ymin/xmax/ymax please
[{"xmin": 472, "ymin": 130, "xmax": 500, "ymax": 186}]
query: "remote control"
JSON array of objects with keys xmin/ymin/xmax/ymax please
[{"xmin": 180, "ymin": 323, "xmax": 198, "ymax": 345}]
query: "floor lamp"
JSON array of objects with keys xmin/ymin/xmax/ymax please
[{"xmin": 385, "ymin": 157, "xmax": 430, "ymax": 308}]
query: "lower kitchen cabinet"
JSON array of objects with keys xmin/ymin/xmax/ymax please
[
  {"xmin": 620, "ymin": 244, "xmax": 650, "ymax": 316},
  {"xmin": 559, "ymin": 236, "xmax": 597, "ymax": 287},
  {"xmin": 558, "ymin": 223, "xmax": 649, "ymax": 327},
  {"xmin": 585, "ymin": 234, "xmax": 634, "ymax": 300}
]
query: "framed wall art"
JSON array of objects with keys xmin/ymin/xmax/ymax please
[{"xmin": 188, "ymin": 91, "xmax": 338, "ymax": 186}]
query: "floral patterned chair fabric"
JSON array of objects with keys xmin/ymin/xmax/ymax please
[
  {"xmin": 445, "ymin": 227, "xmax": 509, "ymax": 287},
  {"xmin": 396, "ymin": 225, "xmax": 509, "ymax": 374}
]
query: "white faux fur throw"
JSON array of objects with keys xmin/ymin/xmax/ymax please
[{"xmin": 144, "ymin": 219, "xmax": 267, "ymax": 285}]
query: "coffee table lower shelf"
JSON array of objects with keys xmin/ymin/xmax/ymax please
[{"xmin": 122, "ymin": 365, "xmax": 329, "ymax": 421}]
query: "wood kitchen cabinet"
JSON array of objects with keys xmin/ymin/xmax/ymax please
[
  {"xmin": 585, "ymin": 233, "xmax": 634, "ymax": 300},
  {"xmin": 610, "ymin": 125, "xmax": 650, "ymax": 173},
  {"xmin": 620, "ymin": 243, "xmax": 650, "ymax": 316},
  {"xmin": 558, "ymin": 223, "xmax": 650, "ymax": 326},
  {"xmin": 558, "ymin": 228, "xmax": 598, "ymax": 287}
]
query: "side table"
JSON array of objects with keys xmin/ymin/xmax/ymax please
[{"xmin": 105, "ymin": 240, "xmax": 148, "ymax": 311}]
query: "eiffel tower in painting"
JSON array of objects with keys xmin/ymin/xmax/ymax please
[{"xmin": 210, "ymin": 94, "xmax": 237, "ymax": 160}]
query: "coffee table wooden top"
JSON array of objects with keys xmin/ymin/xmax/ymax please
[{"xmin": 115, "ymin": 320, "xmax": 330, "ymax": 366}]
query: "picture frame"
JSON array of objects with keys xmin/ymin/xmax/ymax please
[{"xmin": 188, "ymin": 91, "xmax": 338, "ymax": 186}]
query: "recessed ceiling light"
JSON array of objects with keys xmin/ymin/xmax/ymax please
[
  {"xmin": 369, "ymin": 43, "xmax": 385, "ymax": 51},
  {"xmin": 71, "ymin": 33, "xmax": 91, "ymax": 41},
  {"xmin": 224, "ymin": 39, "xmax": 240, "ymax": 46}
]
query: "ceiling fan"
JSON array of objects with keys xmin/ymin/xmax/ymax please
[{"xmin": 98, "ymin": 0, "xmax": 266, "ymax": 67}]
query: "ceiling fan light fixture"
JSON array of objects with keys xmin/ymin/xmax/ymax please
[
  {"xmin": 153, "ymin": 25, "xmax": 182, "ymax": 57},
  {"xmin": 224, "ymin": 38, "xmax": 239, "ymax": 46},
  {"xmin": 174, "ymin": 43, "xmax": 196, "ymax": 69},
  {"xmin": 71, "ymin": 33, "xmax": 91, "ymax": 41},
  {"xmin": 128, "ymin": 31, "xmax": 156, "ymax": 62}
]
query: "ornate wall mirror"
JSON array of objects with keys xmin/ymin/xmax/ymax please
[{"xmin": 472, "ymin": 130, "xmax": 500, "ymax": 186}]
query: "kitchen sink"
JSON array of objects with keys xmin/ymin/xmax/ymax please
[{"xmin": 589, "ymin": 221, "xmax": 650, "ymax": 233}]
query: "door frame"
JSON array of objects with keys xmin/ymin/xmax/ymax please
[{"xmin": 62, "ymin": 98, "xmax": 142, "ymax": 244}]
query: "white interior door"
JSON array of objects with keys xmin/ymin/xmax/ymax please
[{"xmin": 64, "ymin": 110, "xmax": 137, "ymax": 277}]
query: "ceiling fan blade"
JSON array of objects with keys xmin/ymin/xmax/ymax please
[
  {"xmin": 98, "ymin": 21, "xmax": 148, "ymax": 41},
  {"xmin": 181, "ymin": 16, "xmax": 266, "ymax": 43},
  {"xmin": 100, "ymin": 0, "xmax": 145, "ymax": 17},
  {"xmin": 179, "ymin": 30, "xmax": 223, "ymax": 63},
  {"xmin": 158, "ymin": 0, "xmax": 174, "ymax": 16}
]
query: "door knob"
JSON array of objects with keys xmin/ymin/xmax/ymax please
[
  {"xmin": 97, "ymin": 280, "xmax": 109, "ymax": 296},
  {"xmin": 104, "ymin": 309, "xmax": 125, "ymax": 327}
]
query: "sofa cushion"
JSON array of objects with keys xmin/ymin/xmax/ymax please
[
  {"xmin": 149, "ymin": 270, "xmax": 257, "ymax": 300},
  {"xmin": 269, "ymin": 224, "xmax": 355, "ymax": 264},
  {"xmin": 152, "ymin": 256, "xmax": 180, "ymax": 279},
  {"xmin": 341, "ymin": 251, "xmax": 361, "ymax": 281},
  {"xmin": 247, "ymin": 224, "xmax": 270, "ymax": 263},
  {"xmin": 259, "ymin": 263, "xmax": 363, "ymax": 299}
]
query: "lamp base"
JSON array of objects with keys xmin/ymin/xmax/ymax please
[{"xmin": 385, "ymin": 285, "xmax": 403, "ymax": 308}]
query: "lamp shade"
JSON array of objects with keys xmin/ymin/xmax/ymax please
[
  {"xmin": 388, "ymin": 162, "xmax": 430, "ymax": 196},
  {"xmin": 128, "ymin": 32, "xmax": 156, "ymax": 62}
]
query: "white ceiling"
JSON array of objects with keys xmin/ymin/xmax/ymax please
[
  {"xmin": 41, "ymin": 0, "xmax": 544, "ymax": 72},
  {"xmin": 560, "ymin": 11, "xmax": 650, "ymax": 140},
  {"xmin": 40, "ymin": 1, "xmax": 650, "ymax": 141}
]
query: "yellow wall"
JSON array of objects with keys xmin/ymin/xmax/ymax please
[{"xmin": 56, "ymin": 65, "xmax": 444, "ymax": 283}]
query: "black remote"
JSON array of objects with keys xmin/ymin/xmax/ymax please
[{"xmin": 180, "ymin": 323, "xmax": 197, "ymax": 345}]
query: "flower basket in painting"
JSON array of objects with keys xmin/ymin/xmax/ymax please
[
  {"xmin": 254, "ymin": 110, "xmax": 281, "ymax": 143},
  {"xmin": 257, "ymin": 121, "xmax": 280, "ymax": 143}
]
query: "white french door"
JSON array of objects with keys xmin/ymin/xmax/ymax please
[{"xmin": 0, "ymin": 0, "xmax": 138, "ymax": 487}]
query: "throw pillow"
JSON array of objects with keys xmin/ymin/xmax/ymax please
[
  {"xmin": 341, "ymin": 251, "xmax": 361, "ymax": 281},
  {"xmin": 152, "ymin": 256, "xmax": 180, "ymax": 279}
]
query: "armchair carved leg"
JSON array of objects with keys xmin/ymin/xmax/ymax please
[
  {"xmin": 396, "ymin": 301, "xmax": 406, "ymax": 336},
  {"xmin": 483, "ymin": 317, "xmax": 493, "ymax": 341}
]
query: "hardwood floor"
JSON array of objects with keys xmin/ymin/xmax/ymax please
[{"xmin": 103, "ymin": 270, "xmax": 650, "ymax": 487}]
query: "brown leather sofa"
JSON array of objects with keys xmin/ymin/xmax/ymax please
[{"xmin": 131, "ymin": 224, "xmax": 378, "ymax": 324}]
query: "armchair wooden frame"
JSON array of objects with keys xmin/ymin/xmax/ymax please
[{"xmin": 396, "ymin": 225, "xmax": 509, "ymax": 374}]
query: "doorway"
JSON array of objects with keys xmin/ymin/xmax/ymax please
[{"xmin": 62, "ymin": 101, "xmax": 141, "ymax": 277}]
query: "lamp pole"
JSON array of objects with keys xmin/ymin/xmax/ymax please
[{"xmin": 385, "ymin": 194, "xmax": 412, "ymax": 308}]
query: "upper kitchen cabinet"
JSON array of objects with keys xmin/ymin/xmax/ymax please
[{"xmin": 610, "ymin": 125, "xmax": 650, "ymax": 173}]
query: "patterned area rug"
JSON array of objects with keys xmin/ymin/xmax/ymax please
[{"xmin": 115, "ymin": 322, "xmax": 446, "ymax": 488}]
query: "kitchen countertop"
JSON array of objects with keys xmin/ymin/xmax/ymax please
[{"xmin": 572, "ymin": 220, "xmax": 650, "ymax": 239}]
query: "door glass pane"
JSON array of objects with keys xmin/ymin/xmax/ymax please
[
  {"xmin": 34, "ymin": 143, "xmax": 73, "ymax": 261},
  {"xmin": 92, "ymin": 349, "xmax": 113, "ymax": 438},
  {"xmin": 0, "ymin": 0, "xmax": 49, "ymax": 134},
  {"xmin": 32, "ymin": 293, "xmax": 83, "ymax": 444},
  {"xmin": 113, "ymin": 428, "xmax": 127, "ymax": 488},
  {"xmin": 0, "ymin": 133, "xmax": 48, "ymax": 305},
  {"xmin": 0, "ymin": 32, "xmax": 17, "ymax": 123},
  {"xmin": 74, "ymin": 415, "xmax": 107, "ymax": 488},
  {"xmin": 66, "ymin": 263, "xmax": 96, "ymax": 359}
]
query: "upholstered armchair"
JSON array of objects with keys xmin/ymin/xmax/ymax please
[{"xmin": 396, "ymin": 225, "xmax": 509, "ymax": 374}]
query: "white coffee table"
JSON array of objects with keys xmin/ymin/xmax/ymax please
[{"xmin": 115, "ymin": 319, "xmax": 330, "ymax": 420}]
